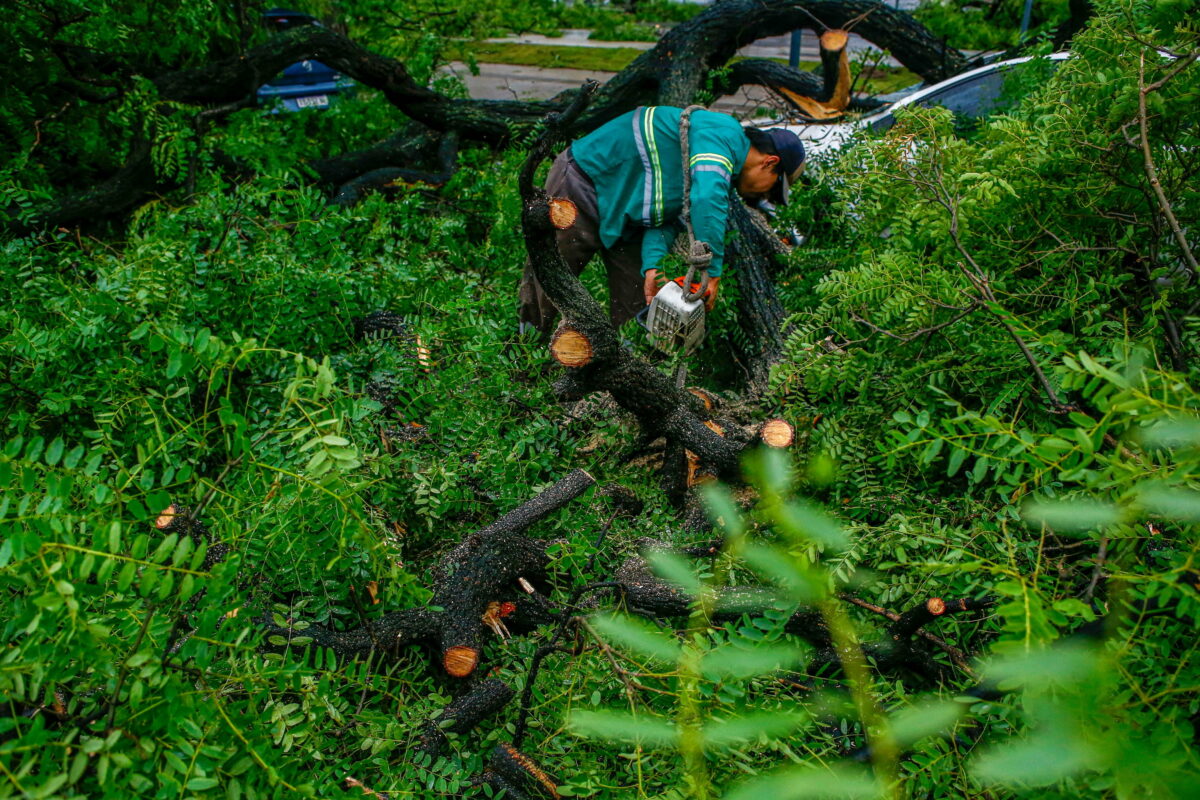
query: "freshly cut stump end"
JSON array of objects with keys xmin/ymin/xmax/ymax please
[
  {"xmin": 550, "ymin": 325, "xmax": 593, "ymax": 368},
  {"xmin": 760, "ymin": 419, "xmax": 795, "ymax": 448},
  {"xmin": 820, "ymin": 29, "xmax": 850, "ymax": 51},
  {"xmin": 548, "ymin": 197, "xmax": 578, "ymax": 230},
  {"xmin": 155, "ymin": 503, "xmax": 181, "ymax": 530},
  {"xmin": 927, "ymin": 597, "xmax": 947, "ymax": 616},
  {"xmin": 444, "ymin": 645, "xmax": 480, "ymax": 677}
]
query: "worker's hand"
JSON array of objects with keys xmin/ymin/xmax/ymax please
[
  {"xmin": 643, "ymin": 269, "xmax": 665, "ymax": 305},
  {"xmin": 704, "ymin": 277, "xmax": 721, "ymax": 312}
]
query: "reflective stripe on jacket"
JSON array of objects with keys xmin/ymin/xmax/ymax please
[{"xmin": 570, "ymin": 106, "xmax": 749, "ymax": 277}]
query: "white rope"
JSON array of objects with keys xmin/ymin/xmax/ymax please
[{"xmin": 677, "ymin": 105, "xmax": 712, "ymax": 302}]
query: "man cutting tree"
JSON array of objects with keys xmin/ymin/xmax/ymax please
[{"xmin": 518, "ymin": 105, "xmax": 806, "ymax": 337}]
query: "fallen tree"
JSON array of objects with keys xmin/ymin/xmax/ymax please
[{"xmin": 10, "ymin": 1, "xmax": 968, "ymax": 234}]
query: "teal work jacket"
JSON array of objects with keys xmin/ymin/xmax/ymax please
[{"xmin": 571, "ymin": 106, "xmax": 750, "ymax": 278}]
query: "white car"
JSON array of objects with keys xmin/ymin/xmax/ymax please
[{"xmin": 782, "ymin": 51, "xmax": 1071, "ymax": 159}]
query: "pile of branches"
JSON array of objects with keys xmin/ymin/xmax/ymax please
[{"xmin": 154, "ymin": 461, "xmax": 993, "ymax": 797}]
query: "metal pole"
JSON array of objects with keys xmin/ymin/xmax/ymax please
[
  {"xmin": 789, "ymin": 30, "xmax": 802, "ymax": 68},
  {"xmin": 1019, "ymin": 0, "xmax": 1035, "ymax": 39}
]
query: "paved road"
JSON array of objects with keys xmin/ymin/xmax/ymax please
[
  {"xmin": 442, "ymin": 61, "xmax": 778, "ymax": 118},
  {"xmin": 456, "ymin": 5, "xmax": 936, "ymax": 109}
]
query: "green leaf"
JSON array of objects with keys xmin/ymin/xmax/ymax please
[
  {"xmin": 568, "ymin": 710, "xmax": 677, "ymax": 746},
  {"xmin": 1139, "ymin": 417, "xmax": 1200, "ymax": 451},
  {"xmin": 646, "ymin": 550, "xmax": 703, "ymax": 597},
  {"xmin": 740, "ymin": 544, "xmax": 823, "ymax": 602},
  {"xmin": 888, "ymin": 700, "xmax": 965, "ymax": 748},
  {"xmin": 44, "ymin": 437, "xmax": 65, "ymax": 467},
  {"xmin": 1021, "ymin": 498, "xmax": 1117, "ymax": 533},
  {"xmin": 700, "ymin": 643, "xmax": 807, "ymax": 680},
  {"xmin": 29, "ymin": 774, "xmax": 69, "ymax": 799},
  {"xmin": 723, "ymin": 766, "xmax": 879, "ymax": 800},
  {"xmin": 981, "ymin": 644, "xmax": 1099, "ymax": 689},
  {"xmin": 946, "ymin": 446, "xmax": 967, "ymax": 477},
  {"xmin": 187, "ymin": 777, "xmax": 220, "ymax": 791},
  {"xmin": 63, "ymin": 444, "xmax": 84, "ymax": 470},
  {"xmin": 589, "ymin": 614, "xmax": 681, "ymax": 664},
  {"xmin": 701, "ymin": 483, "xmax": 745, "ymax": 538},
  {"xmin": 700, "ymin": 711, "xmax": 810, "ymax": 748},
  {"xmin": 1137, "ymin": 486, "xmax": 1200, "ymax": 522},
  {"xmin": 972, "ymin": 724, "xmax": 1099, "ymax": 788},
  {"xmin": 772, "ymin": 501, "xmax": 848, "ymax": 551}
]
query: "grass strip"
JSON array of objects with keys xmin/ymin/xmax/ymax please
[{"xmin": 447, "ymin": 42, "xmax": 918, "ymax": 95}]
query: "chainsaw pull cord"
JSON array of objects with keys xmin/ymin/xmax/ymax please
[{"xmin": 678, "ymin": 105, "xmax": 711, "ymax": 304}]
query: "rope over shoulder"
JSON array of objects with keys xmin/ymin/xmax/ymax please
[{"xmin": 678, "ymin": 105, "xmax": 712, "ymax": 303}]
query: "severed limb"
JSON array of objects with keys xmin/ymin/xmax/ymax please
[
  {"xmin": 888, "ymin": 596, "xmax": 996, "ymax": 641},
  {"xmin": 417, "ymin": 678, "xmax": 517, "ymax": 760},
  {"xmin": 484, "ymin": 743, "xmax": 561, "ymax": 799},
  {"xmin": 433, "ymin": 468, "xmax": 595, "ymax": 677},
  {"xmin": 261, "ymin": 469, "xmax": 594, "ymax": 677}
]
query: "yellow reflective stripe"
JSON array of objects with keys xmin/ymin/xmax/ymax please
[
  {"xmin": 645, "ymin": 107, "xmax": 664, "ymax": 225},
  {"xmin": 690, "ymin": 152, "xmax": 734, "ymax": 172}
]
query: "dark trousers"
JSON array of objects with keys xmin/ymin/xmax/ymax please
[{"xmin": 517, "ymin": 148, "xmax": 645, "ymax": 336}]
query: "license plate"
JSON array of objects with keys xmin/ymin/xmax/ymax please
[{"xmin": 296, "ymin": 94, "xmax": 329, "ymax": 108}]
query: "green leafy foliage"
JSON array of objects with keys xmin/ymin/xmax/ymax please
[{"xmin": 3, "ymin": 1, "xmax": 1200, "ymax": 798}]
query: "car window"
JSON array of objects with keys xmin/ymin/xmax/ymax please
[
  {"xmin": 914, "ymin": 70, "xmax": 1011, "ymax": 117},
  {"xmin": 867, "ymin": 68, "xmax": 1015, "ymax": 133}
]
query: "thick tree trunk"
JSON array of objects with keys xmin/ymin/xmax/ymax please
[
  {"xmin": 776, "ymin": 29, "xmax": 854, "ymax": 119},
  {"xmin": 1053, "ymin": 0, "xmax": 1094, "ymax": 48},
  {"xmin": 586, "ymin": 0, "xmax": 966, "ymax": 129},
  {"xmin": 9, "ymin": 138, "xmax": 156, "ymax": 235},
  {"xmin": 728, "ymin": 202, "xmax": 790, "ymax": 393},
  {"xmin": 308, "ymin": 126, "xmax": 439, "ymax": 188}
]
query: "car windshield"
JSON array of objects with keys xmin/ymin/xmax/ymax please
[{"xmin": 869, "ymin": 64, "xmax": 1036, "ymax": 132}]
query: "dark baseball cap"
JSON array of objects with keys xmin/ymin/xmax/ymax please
[{"xmin": 765, "ymin": 129, "xmax": 806, "ymax": 205}]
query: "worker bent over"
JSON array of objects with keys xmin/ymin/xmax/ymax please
[{"xmin": 518, "ymin": 105, "xmax": 806, "ymax": 337}]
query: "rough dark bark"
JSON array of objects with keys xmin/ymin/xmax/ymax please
[
  {"xmin": 9, "ymin": 138, "xmax": 156, "ymax": 235},
  {"xmin": 888, "ymin": 596, "xmax": 996, "ymax": 640},
  {"xmin": 417, "ymin": 678, "xmax": 516, "ymax": 760},
  {"xmin": 1052, "ymin": 0, "xmax": 1094, "ymax": 49},
  {"xmin": 727, "ymin": 202, "xmax": 791, "ymax": 393},
  {"xmin": 613, "ymin": 548, "xmax": 833, "ymax": 646},
  {"xmin": 262, "ymin": 469, "xmax": 594, "ymax": 677},
  {"xmin": 484, "ymin": 743, "xmax": 560, "ymax": 800},
  {"xmin": 155, "ymin": 502, "xmax": 229, "ymax": 570},
  {"xmin": 328, "ymin": 132, "xmax": 459, "ymax": 207},
  {"xmin": 717, "ymin": 58, "xmax": 823, "ymax": 101},
  {"xmin": 817, "ymin": 30, "xmax": 852, "ymax": 104},
  {"xmin": 613, "ymin": 544, "xmax": 996, "ymax": 678},
  {"xmin": 261, "ymin": 606, "xmax": 442, "ymax": 658},
  {"xmin": 309, "ymin": 126, "xmax": 440, "ymax": 189},
  {"xmin": 434, "ymin": 468, "xmax": 595, "ymax": 676},
  {"xmin": 582, "ymin": 0, "xmax": 966, "ymax": 126},
  {"xmin": 153, "ymin": 25, "xmax": 555, "ymax": 142},
  {"xmin": 149, "ymin": 3, "xmax": 961, "ymax": 132}
]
